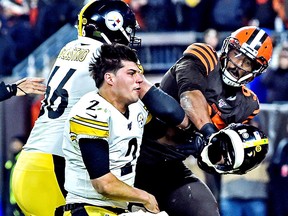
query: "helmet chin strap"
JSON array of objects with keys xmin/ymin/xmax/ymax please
[
  {"xmin": 222, "ymin": 66, "xmax": 254, "ymax": 87},
  {"xmin": 237, "ymin": 73, "xmax": 254, "ymax": 84},
  {"xmin": 222, "ymin": 69, "xmax": 242, "ymax": 87}
]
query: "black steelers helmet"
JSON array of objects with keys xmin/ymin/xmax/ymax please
[
  {"xmin": 198, "ymin": 123, "xmax": 269, "ymax": 175},
  {"xmin": 77, "ymin": 0, "xmax": 141, "ymax": 47}
]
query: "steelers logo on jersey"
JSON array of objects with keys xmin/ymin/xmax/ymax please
[
  {"xmin": 105, "ymin": 11, "xmax": 124, "ymax": 31},
  {"xmin": 137, "ymin": 113, "xmax": 145, "ymax": 128}
]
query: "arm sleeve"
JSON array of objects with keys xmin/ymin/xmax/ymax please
[
  {"xmin": 0, "ymin": 81, "xmax": 16, "ymax": 102},
  {"xmin": 141, "ymin": 85, "xmax": 185, "ymax": 126},
  {"xmin": 79, "ymin": 138, "xmax": 110, "ymax": 179}
]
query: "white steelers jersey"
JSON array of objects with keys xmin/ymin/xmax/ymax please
[
  {"xmin": 24, "ymin": 37, "xmax": 103, "ymax": 156},
  {"xmin": 62, "ymin": 91, "xmax": 148, "ymax": 208}
]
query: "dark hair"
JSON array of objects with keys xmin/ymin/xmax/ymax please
[{"xmin": 89, "ymin": 43, "xmax": 139, "ymax": 88}]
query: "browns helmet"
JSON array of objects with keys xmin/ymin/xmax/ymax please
[{"xmin": 220, "ymin": 26, "xmax": 273, "ymax": 87}]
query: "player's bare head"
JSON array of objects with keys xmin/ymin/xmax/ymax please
[{"xmin": 89, "ymin": 43, "xmax": 139, "ymax": 88}]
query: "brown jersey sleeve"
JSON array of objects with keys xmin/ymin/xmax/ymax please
[
  {"xmin": 183, "ymin": 43, "xmax": 218, "ymax": 75},
  {"xmin": 170, "ymin": 43, "xmax": 221, "ymax": 96}
]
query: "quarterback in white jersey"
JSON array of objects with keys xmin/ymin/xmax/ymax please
[
  {"xmin": 63, "ymin": 92, "xmax": 148, "ymax": 208},
  {"xmin": 62, "ymin": 43, "xmax": 189, "ymax": 215},
  {"xmin": 11, "ymin": 1, "xmax": 143, "ymax": 215}
]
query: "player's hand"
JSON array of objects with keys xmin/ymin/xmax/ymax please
[
  {"xmin": 175, "ymin": 131, "xmax": 206, "ymax": 158},
  {"xmin": 143, "ymin": 193, "xmax": 160, "ymax": 213},
  {"xmin": 15, "ymin": 77, "xmax": 46, "ymax": 96}
]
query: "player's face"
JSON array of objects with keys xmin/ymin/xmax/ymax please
[
  {"xmin": 113, "ymin": 60, "xmax": 143, "ymax": 105},
  {"xmin": 226, "ymin": 49, "xmax": 253, "ymax": 80}
]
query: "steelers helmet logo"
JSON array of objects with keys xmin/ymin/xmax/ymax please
[{"xmin": 105, "ymin": 11, "xmax": 124, "ymax": 31}]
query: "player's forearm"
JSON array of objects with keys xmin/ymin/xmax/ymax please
[
  {"xmin": 141, "ymin": 85, "xmax": 188, "ymax": 128},
  {"xmin": 92, "ymin": 172, "xmax": 150, "ymax": 204},
  {"xmin": 180, "ymin": 90, "xmax": 212, "ymax": 130}
]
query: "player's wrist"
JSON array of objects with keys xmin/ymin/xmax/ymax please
[
  {"xmin": 6, "ymin": 84, "xmax": 17, "ymax": 96},
  {"xmin": 199, "ymin": 123, "xmax": 218, "ymax": 140}
]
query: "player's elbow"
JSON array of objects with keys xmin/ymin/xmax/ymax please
[
  {"xmin": 91, "ymin": 172, "xmax": 117, "ymax": 195},
  {"xmin": 92, "ymin": 179, "xmax": 112, "ymax": 195}
]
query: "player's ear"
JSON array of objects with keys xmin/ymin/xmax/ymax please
[{"xmin": 104, "ymin": 73, "xmax": 114, "ymax": 85}]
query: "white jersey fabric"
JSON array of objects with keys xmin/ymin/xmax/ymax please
[
  {"xmin": 63, "ymin": 91, "xmax": 148, "ymax": 208},
  {"xmin": 24, "ymin": 36, "xmax": 102, "ymax": 156}
]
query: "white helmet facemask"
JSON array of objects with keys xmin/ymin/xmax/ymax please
[
  {"xmin": 200, "ymin": 129, "xmax": 245, "ymax": 174},
  {"xmin": 222, "ymin": 52, "xmax": 255, "ymax": 87}
]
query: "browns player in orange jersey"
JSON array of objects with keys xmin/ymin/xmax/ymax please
[{"xmin": 134, "ymin": 26, "xmax": 273, "ymax": 216}]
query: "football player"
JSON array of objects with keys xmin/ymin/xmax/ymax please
[
  {"xmin": 134, "ymin": 26, "xmax": 273, "ymax": 216},
  {"xmin": 11, "ymin": 1, "xmax": 190, "ymax": 215},
  {"xmin": 12, "ymin": 1, "xmax": 141, "ymax": 215},
  {"xmin": 62, "ymin": 43, "xmax": 188, "ymax": 215}
]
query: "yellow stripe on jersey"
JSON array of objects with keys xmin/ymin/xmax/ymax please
[
  {"xmin": 73, "ymin": 115, "xmax": 108, "ymax": 127},
  {"xmin": 70, "ymin": 115, "xmax": 109, "ymax": 138}
]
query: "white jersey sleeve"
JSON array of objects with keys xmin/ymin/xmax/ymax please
[
  {"xmin": 62, "ymin": 92, "xmax": 148, "ymax": 208},
  {"xmin": 24, "ymin": 37, "xmax": 103, "ymax": 156}
]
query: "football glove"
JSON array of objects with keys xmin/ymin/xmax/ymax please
[{"xmin": 173, "ymin": 131, "xmax": 206, "ymax": 158}]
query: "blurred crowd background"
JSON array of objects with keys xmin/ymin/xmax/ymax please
[{"xmin": 1, "ymin": 0, "xmax": 288, "ymax": 215}]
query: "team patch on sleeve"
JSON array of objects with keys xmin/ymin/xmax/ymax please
[{"xmin": 70, "ymin": 115, "xmax": 109, "ymax": 139}]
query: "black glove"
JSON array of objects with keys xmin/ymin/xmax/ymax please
[
  {"xmin": 173, "ymin": 131, "xmax": 206, "ymax": 158},
  {"xmin": 171, "ymin": 123, "xmax": 218, "ymax": 159},
  {"xmin": 199, "ymin": 123, "xmax": 218, "ymax": 141},
  {"xmin": 156, "ymin": 131, "xmax": 206, "ymax": 161}
]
